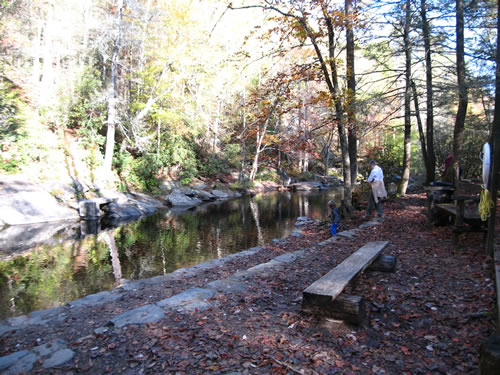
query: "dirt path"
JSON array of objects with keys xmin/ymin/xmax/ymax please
[{"xmin": 0, "ymin": 194, "xmax": 496, "ymax": 374}]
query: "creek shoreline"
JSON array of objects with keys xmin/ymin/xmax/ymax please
[{"xmin": 0, "ymin": 175, "xmax": 335, "ymax": 256}]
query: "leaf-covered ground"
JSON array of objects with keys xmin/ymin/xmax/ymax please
[{"xmin": 1, "ymin": 193, "xmax": 497, "ymax": 374}]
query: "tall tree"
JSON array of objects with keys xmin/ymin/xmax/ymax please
[
  {"xmin": 345, "ymin": 0, "xmax": 357, "ymax": 184},
  {"xmin": 420, "ymin": 0, "xmax": 436, "ymax": 184},
  {"xmin": 398, "ymin": 0, "xmax": 412, "ymax": 195},
  {"xmin": 229, "ymin": 0, "xmax": 353, "ymax": 209},
  {"xmin": 103, "ymin": 0, "xmax": 124, "ymax": 173},
  {"xmin": 452, "ymin": 0, "xmax": 468, "ymax": 182}
]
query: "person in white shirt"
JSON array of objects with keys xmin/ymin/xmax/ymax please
[{"xmin": 366, "ymin": 160, "xmax": 387, "ymax": 218}]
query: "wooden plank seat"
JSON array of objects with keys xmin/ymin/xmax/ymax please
[
  {"xmin": 302, "ymin": 241, "xmax": 394, "ymax": 324},
  {"xmin": 436, "ymin": 203, "xmax": 482, "ymax": 222}
]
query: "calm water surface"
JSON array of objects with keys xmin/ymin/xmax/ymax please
[{"xmin": 0, "ymin": 189, "xmax": 341, "ymax": 319}]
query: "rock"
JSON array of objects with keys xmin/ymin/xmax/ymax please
[
  {"xmin": 156, "ymin": 288, "xmax": 216, "ymax": 312},
  {"xmin": 273, "ymin": 253, "xmax": 298, "ymax": 264},
  {"xmin": 0, "ymin": 179, "xmax": 79, "ymax": 225},
  {"xmin": 337, "ymin": 230, "xmax": 356, "ymax": 238},
  {"xmin": 78, "ymin": 200, "xmax": 100, "ymax": 219},
  {"xmin": 109, "ymin": 304, "xmax": 165, "ymax": 328},
  {"xmin": 68, "ymin": 290, "xmax": 121, "ymax": 308},
  {"xmin": 103, "ymin": 202, "xmax": 142, "ymax": 218},
  {"xmin": 205, "ymin": 279, "xmax": 249, "ymax": 294},
  {"xmin": 42, "ymin": 349, "xmax": 75, "ymax": 368},
  {"xmin": 192, "ymin": 183, "xmax": 207, "ymax": 190},
  {"xmin": 3, "ymin": 352, "xmax": 37, "ymax": 375},
  {"xmin": 159, "ymin": 180, "xmax": 176, "ymax": 192},
  {"xmin": 194, "ymin": 190, "xmax": 216, "ymax": 201},
  {"xmin": 0, "ymin": 350, "xmax": 30, "ymax": 370},
  {"xmin": 94, "ymin": 327, "xmax": 109, "ymax": 335},
  {"xmin": 32, "ymin": 339, "xmax": 66, "ymax": 357},
  {"xmin": 211, "ymin": 189, "xmax": 229, "ymax": 199},
  {"xmin": 289, "ymin": 181, "xmax": 325, "ymax": 191},
  {"xmin": 0, "ymin": 324, "xmax": 12, "ymax": 337},
  {"xmin": 166, "ymin": 190, "xmax": 202, "ymax": 207},
  {"xmin": 72, "ymin": 180, "xmax": 89, "ymax": 194}
]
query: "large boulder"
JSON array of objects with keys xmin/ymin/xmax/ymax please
[
  {"xmin": 101, "ymin": 202, "xmax": 142, "ymax": 219},
  {"xmin": 0, "ymin": 178, "xmax": 79, "ymax": 225},
  {"xmin": 194, "ymin": 190, "xmax": 216, "ymax": 201},
  {"xmin": 166, "ymin": 190, "xmax": 202, "ymax": 207},
  {"xmin": 211, "ymin": 189, "xmax": 229, "ymax": 199},
  {"xmin": 289, "ymin": 181, "xmax": 326, "ymax": 191}
]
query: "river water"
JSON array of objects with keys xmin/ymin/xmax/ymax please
[{"xmin": 0, "ymin": 189, "xmax": 341, "ymax": 320}]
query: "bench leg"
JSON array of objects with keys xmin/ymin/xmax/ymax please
[
  {"xmin": 367, "ymin": 255, "xmax": 397, "ymax": 272},
  {"xmin": 302, "ymin": 293, "xmax": 365, "ymax": 325}
]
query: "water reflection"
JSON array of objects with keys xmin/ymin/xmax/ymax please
[{"xmin": 0, "ymin": 189, "xmax": 342, "ymax": 319}]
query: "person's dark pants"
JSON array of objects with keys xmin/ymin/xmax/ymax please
[
  {"xmin": 330, "ymin": 222, "xmax": 338, "ymax": 236},
  {"xmin": 366, "ymin": 191, "xmax": 383, "ymax": 217}
]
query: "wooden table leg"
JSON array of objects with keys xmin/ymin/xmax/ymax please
[{"xmin": 454, "ymin": 200, "xmax": 465, "ymax": 248}]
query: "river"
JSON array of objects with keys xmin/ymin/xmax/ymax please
[{"xmin": 0, "ymin": 189, "xmax": 342, "ymax": 320}]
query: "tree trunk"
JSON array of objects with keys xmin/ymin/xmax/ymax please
[
  {"xmin": 452, "ymin": 0, "xmax": 468, "ymax": 183},
  {"xmin": 420, "ymin": 0, "xmax": 436, "ymax": 184},
  {"xmin": 485, "ymin": 0, "xmax": 500, "ymax": 256},
  {"xmin": 103, "ymin": 0, "xmax": 124, "ymax": 173},
  {"xmin": 411, "ymin": 80, "xmax": 429, "ymax": 173},
  {"xmin": 324, "ymin": 9, "xmax": 352, "ymax": 210},
  {"xmin": 398, "ymin": 0, "xmax": 412, "ymax": 196},
  {"xmin": 345, "ymin": 0, "xmax": 358, "ymax": 184}
]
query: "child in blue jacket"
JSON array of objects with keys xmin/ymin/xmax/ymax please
[{"xmin": 328, "ymin": 200, "xmax": 341, "ymax": 236}]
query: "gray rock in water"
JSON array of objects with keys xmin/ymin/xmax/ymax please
[
  {"xmin": 42, "ymin": 348, "xmax": 75, "ymax": 368},
  {"xmin": 110, "ymin": 304, "xmax": 165, "ymax": 328},
  {"xmin": 166, "ymin": 190, "xmax": 202, "ymax": 207},
  {"xmin": 289, "ymin": 181, "xmax": 325, "ymax": 191},
  {"xmin": 194, "ymin": 190, "xmax": 216, "ymax": 201},
  {"xmin": 211, "ymin": 189, "xmax": 229, "ymax": 199},
  {"xmin": 103, "ymin": 202, "xmax": 142, "ymax": 218}
]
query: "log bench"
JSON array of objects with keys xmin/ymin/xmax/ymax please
[{"xmin": 302, "ymin": 241, "xmax": 395, "ymax": 324}]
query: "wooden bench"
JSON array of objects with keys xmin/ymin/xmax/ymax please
[
  {"xmin": 302, "ymin": 241, "xmax": 394, "ymax": 324},
  {"xmin": 436, "ymin": 196, "xmax": 487, "ymax": 245}
]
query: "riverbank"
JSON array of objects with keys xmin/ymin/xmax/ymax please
[{"xmin": 0, "ymin": 193, "xmax": 496, "ymax": 374}]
